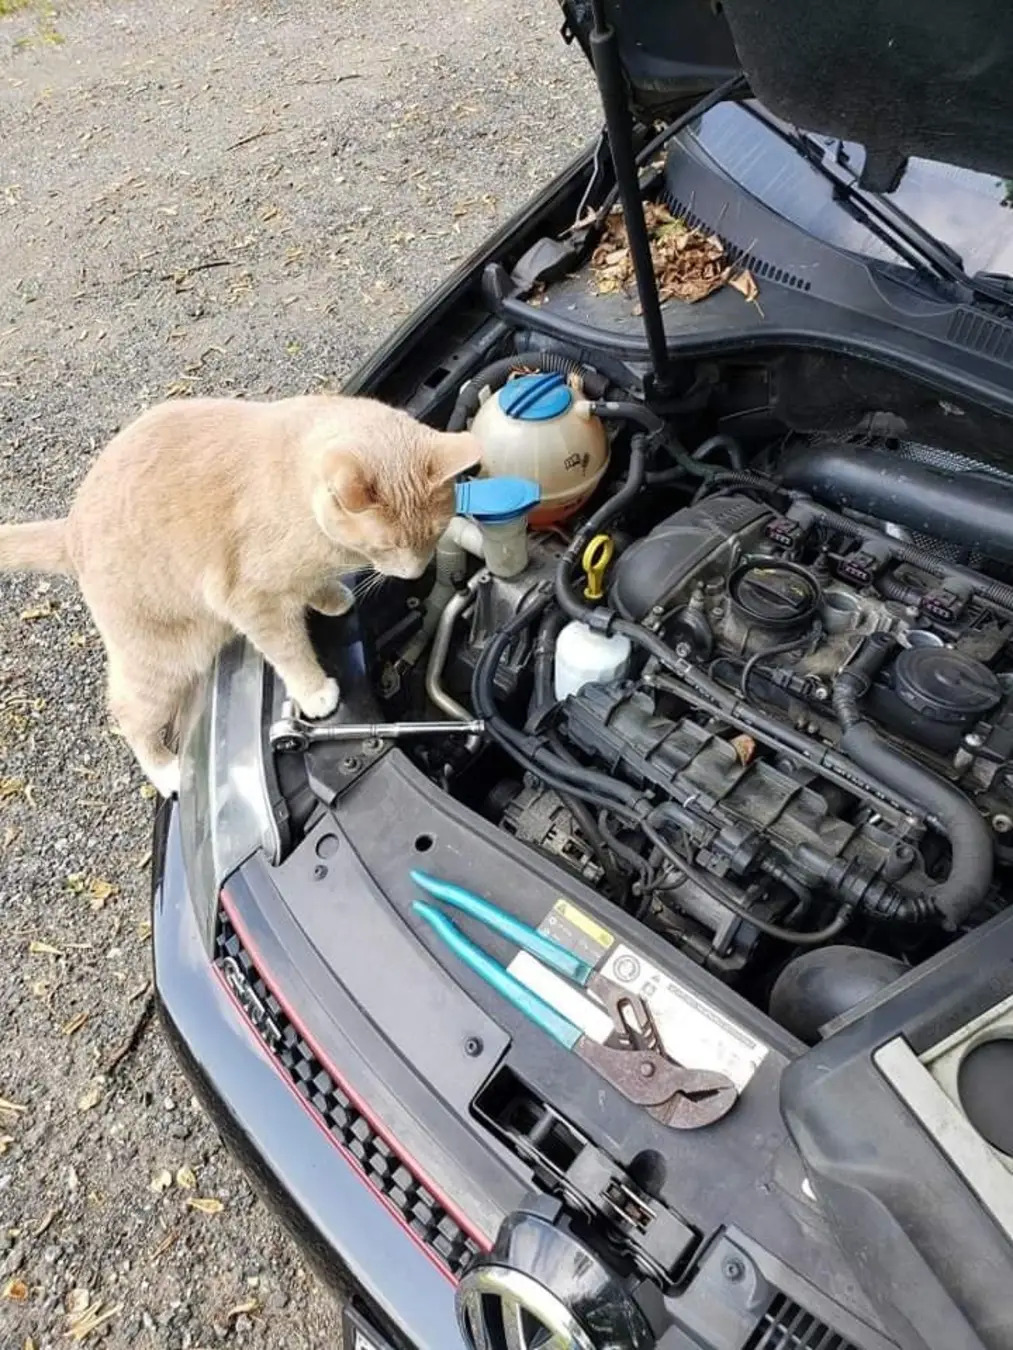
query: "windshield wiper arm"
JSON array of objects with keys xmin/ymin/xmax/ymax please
[{"xmin": 744, "ymin": 103, "xmax": 1013, "ymax": 313}]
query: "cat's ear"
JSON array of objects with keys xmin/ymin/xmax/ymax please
[
  {"xmin": 428, "ymin": 431, "xmax": 482, "ymax": 487},
  {"xmin": 326, "ymin": 452, "xmax": 377, "ymax": 514}
]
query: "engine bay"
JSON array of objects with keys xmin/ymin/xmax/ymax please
[{"xmin": 349, "ymin": 353, "xmax": 1013, "ymax": 1047}]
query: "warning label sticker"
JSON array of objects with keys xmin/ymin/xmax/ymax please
[{"xmin": 506, "ymin": 895, "xmax": 769, "ymax": 1094}]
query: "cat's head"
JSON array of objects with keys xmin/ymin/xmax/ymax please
[{"xmin": 313, "ymin": 420, "xmax": 482, "ymax": 579}]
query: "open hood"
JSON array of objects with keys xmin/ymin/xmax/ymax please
[{"xmin": 561, "ymin": 0, "xmax": 1013, "ymax": 192}]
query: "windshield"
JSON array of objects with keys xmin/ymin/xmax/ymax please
[{"xmin": 681, "ymin": 101, "xmax": 1013, "ymax": 280}]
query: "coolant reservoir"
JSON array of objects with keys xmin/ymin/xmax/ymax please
[
  {"xmin": 470, "ymin": 372, "xmax": 608, "ymax": 527},
  {"xmin": 554, "ymin": 621, "xmax": 631, "ymax": 701}
]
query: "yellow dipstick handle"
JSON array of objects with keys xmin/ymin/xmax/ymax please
[{"xmin": 582, "ymin": 534, "xmax": 614, "ymax": 601}]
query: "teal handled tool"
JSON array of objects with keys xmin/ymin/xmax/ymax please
[{"xmin": 411, "ymin": 870, "xmax": 738, "ymax": 1130}]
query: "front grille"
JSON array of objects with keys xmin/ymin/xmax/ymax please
[
  {"xmin": 215, "ymin": 910, "xmax": 482, "ymax": 1280},
  {"xmin": 746, "ymin": 1292, "xmax": 858, "ymax": 1350}
]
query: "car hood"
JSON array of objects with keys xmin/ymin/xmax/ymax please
[{"xmin": 560, "ymin": 0, "xmax": 1013, "ymax": 192}]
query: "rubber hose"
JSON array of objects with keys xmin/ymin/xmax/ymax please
[
  {"xmin": 642, "ymin": 818, "xmax": 853, "ymax": 946},
  {"xmin": 555, "ymin": 435, "xmax": 648, "ymax": 628},
  {"xmin": 470, "ymin": 591, "xmax": 642, "ymax": 813},
  {"xmin": 692, "ymin": 434, "xmax": 746, "ymax": 471},
  {"xmin": 782, "ymin": 442, "xmax": 1013, "ymax": 564},
  {"xmin": 528, "ymin": 608, "xmax": 567, "ymax": 724},
  {"xmin": 876, "ymin": 572, "xmax": 923, "ymax": 606},
  {"xmin": 692, "ymin": 471, "xmax": 783, "ymax": 505},
  {"xmin": 829, "ymin": 669, "xmax": 994, "ymax": 930},
  {"xmin": 446, "ymin": 349, "xmax": 609, "ymax": 432}
]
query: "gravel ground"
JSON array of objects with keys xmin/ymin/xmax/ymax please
[{"xmin": 0, "ymin": 3, "xmax": 595, "ymax": 1344}]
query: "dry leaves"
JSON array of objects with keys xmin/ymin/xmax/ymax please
[
  {"xmin": 77, "ymin": 1080, "xmax": 104, "ymax": 1112},
  {"xmin": 148, "ymin": 1230, "xmax": 178, "ymax": 1262},
  {"xmin": 19, "ymin": 599, "xmax": 56, "ymax": 621},
  {"xmin": 28, "ymin": 939, "xmax": 62, "ymax": 956},
  {"xmin": 0, "ymin": 1135, "xmax": 14, "ymax": 1154},
  {"xmin": 67, "ymin": 1298, "xmax": 122, "ymax": 1342},
  {"xmin": 591, "ymin": 202, "xmax": 760, "ymax": 311},
  {"xmin": 61, "ymin": 1011, "xmax": 89, "ymax": 1036},
  {"xmin": 0, "ymin": 776, "xmax": 34, "ymax": 806},
  {"xmin": 227, "ymin": 1297, "xmax": 260, "ymax": 1321},
  {"xmin": 0, "ymin": 1096, "xmax": 27, "ymax": 1125},
  {"xmin": 175, "ymin": 1164, "xmax": 197, "ymax": 1190},
  {"xmin": 186, "ymin": 1196, "xmax": 224, "ymax": 1215},
  {"xmin": 2, "ymin": 1277, "xmax": 29, "ymax": 1301},
  {"xmin": 65, "ymin": 874, "xmax": 117, "ymax": 910}
]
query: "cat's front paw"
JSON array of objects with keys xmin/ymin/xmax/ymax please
[
  {"xmin": 150, "ymin": 759, "xmax": 181, "ymax": 799},
  {"xmin": 310, "ymin": 581, "xmax": 355, "ymax": 618},
  {"xmin": 293, "ymin": 677, "xmax": 340, "ymax": 720}
]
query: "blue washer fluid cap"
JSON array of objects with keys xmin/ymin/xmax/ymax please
[
  {"xmin": 455, "ymin": 476, "xmax": 541, "ymax": 524},
  {"xmin": 498, "ymin": 371, "xmax": 572, "ymax": 421}
]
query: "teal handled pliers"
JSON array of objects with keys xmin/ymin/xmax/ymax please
[{"xmin": 411, "ymin": 870, "xmax": 737, "ymax": 1130}]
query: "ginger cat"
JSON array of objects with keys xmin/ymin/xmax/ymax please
[{"xmin": 0, "ymin": 395, "xmax": 481, "ymax": 798}]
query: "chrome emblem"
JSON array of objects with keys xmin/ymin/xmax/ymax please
[{"xmin": 456, "ymin": 1265, "xmax": 596, "ymax": 1350}]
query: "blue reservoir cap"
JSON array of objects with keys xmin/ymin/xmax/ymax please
[
  {"xmin": 498, "ymin": 371, "xmax": 572, "ymax": 421},
  {"xmin": 455, "ymin": 476, "xmax": 541, "ymax": 524}
]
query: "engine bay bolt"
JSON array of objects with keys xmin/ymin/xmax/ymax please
[
  {"xmin": 464, "ymin": 1036, "xmax": 483, "ymax": 1057},
  {"xmin": 722, "ymin": 1257, "xmax": 746, "ymax": 1282},
  {"xmin": 993, "ymin": 814, "xmax": 1013, "ymax": 835},
  {"xmin": 341, "ymin": 756, "xmax": 361, "ymax": 772},
  {"xmin": 363, "ymin": 737, "xmax": 383, "ymax": 753},
  {"xmin": 639, "ymin": 1060, "xmax": 656, "ymax": 1078},
  {"xmin": 313, "ymin": 864, "xmax": 328, "ymax": 881},
  {"xmin": 963, "ymin": 732, "xmax": 985, "ymax": 750},
  {"xmin": 812, "ymin": 684, "xmax": 829, "ymax": 702}
]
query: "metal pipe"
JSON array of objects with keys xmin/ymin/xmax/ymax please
[{"xmin": 425, "ymin": 575, "xmax": 482, "ymax": 722}]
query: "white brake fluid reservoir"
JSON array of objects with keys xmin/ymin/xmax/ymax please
[{"xmin": 554, "ymin": 621, "xmax": 632, "ymax": 701}]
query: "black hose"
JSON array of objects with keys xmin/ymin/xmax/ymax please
[
  {"xmin": 876, "ymin": 572, "xmax": 923, "ymax": 606},
  {"xmin": 642, "ymin": 818, "xmax": 853, "ymax": 946},
  {"xmin": 692, "ymin": 434, "xmax": 746, "ymax": 471},
  {"xmin": 528, "ymin": 609, "xmax": 566, "ymax": 725},
  {"xmin": 470, "ymin": 589, "xmax": 644, "ymax": 816},
  {"xmin": 445, "ymin": 349, "xmax": 609, "ymax": 432},
  {"xmin": 552, "ymin": 785, "xmax": 628, "ymax": 899},
  {"xmin": 555, "ymin": 434, "xmax": 649, "ymax": 629},
  {"xmin": 831, "ymin": 641, "xmax": 994, "ymax": 930},
  {"xmin": 598, "ymin": 811, "xmax": 652, "ymax": 884},
  {"xmin": 692, "ymin": 471, "xmax": 784, "ymax": 506},
  {"xmin": 782, "ymin": 442, "xmax": 1013, "ymax": 565}
]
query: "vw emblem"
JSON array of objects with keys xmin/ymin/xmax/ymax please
[
  {"xmin": 457, "ymin": 1265, "xmax": 596, "ymax": 1350},
  {"xmin": 455, "ymin": 1210, "xmax": 655, "ymax": 1350}
]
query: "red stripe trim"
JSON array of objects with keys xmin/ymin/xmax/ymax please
[{"xmin": 218, "ymin": 886, "xmax": 492, "ymax": 1260}]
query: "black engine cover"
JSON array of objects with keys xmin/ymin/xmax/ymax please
[{"xmin": 610, "ymin": 497, "xmax": 768, "ymax": 621}]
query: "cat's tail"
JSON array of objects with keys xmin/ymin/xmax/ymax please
[{"xmin": 0, "ymin": 519, "xmax": 75, "ymax": 576}]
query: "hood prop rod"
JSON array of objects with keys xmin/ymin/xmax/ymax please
[{"xmin": 588, "ymin": 0, "xmax": 672, "ymax": 396}]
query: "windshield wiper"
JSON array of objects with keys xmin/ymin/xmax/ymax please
[{"xmin": 743, "ymin": 102, "xmax": 1013, "ymax": 314}]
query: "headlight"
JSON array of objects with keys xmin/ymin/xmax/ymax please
[{"xmin": 177, "ymin": 638, "xmax": 281, "ymax": 948}]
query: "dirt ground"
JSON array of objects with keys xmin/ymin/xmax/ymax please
[{"xmin": 0, "ymin": 2, "xmax": 595, "ymax": 1344}]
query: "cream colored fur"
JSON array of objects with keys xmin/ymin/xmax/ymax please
[{"xmin": 0, "ymin": 395, "xmax": 481, "ymax": 797}]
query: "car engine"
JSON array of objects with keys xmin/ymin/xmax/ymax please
[{"xmin": 368, "ymin": 357, "xmax": 1013, "ymax": 1040}]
